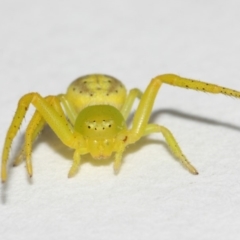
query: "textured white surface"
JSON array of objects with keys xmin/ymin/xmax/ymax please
[{"xmin": 1, "ymin": 1, "xmax": 240, "ymax": 240}]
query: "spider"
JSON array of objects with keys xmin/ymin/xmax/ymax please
[{"xmin": 1, "ymin": 74, "xmax": 240, "ymax": 182}]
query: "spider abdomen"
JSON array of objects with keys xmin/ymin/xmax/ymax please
[{"xmin": 66, "ymin": 74, "xmax": 127, "ymax": 112}]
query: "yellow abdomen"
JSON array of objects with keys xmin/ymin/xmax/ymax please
[{"xmin": 66, "ymin": 74, "xmax": 127, "ymax": 112}]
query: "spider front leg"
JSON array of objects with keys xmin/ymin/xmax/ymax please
[
  {"xmin": 132, "ymin": 74, "xmax": 240, "ymax": 136},
  {"xmin": 127, "ymin": 74, "xmax": 240, "ymax": 174},
  {"xmin": 13, "ymin": 110, "xmax": 45, "ymax": 167},
  {"xmin": 13, "ymin": 95, "xmax": 63, "ymax": 167},
  {"xmin": 24, "ymin": 95, "xmax": 74, "ymax": 177},
  {"xmin": 1, "ymin": 93, "xmax": 85, "ymax": 182},
  {"xmin": 153, "ymin": 74, "xmax": 240, "ymax": 98}
]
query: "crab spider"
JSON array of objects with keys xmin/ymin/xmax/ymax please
[{"xmin": 2, "ymin": 74, "xmax": 240, "ymax": 182}]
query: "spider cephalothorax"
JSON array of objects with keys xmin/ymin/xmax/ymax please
[
  {"xmin": 74, "ymin": 104, "xmax": 127, "ymax": 160},
  {"xmin": 2, "ymin": 73, "xmax": 240, "ymax": 182}
]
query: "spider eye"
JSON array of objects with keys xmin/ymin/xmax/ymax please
[{"xmin": 85, "ymin": 119, "xmax": 114, "ymax": 132}]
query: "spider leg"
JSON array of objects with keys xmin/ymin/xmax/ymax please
[
  {"xmin": 1, "ymin": 93, "xmax": 85, "ymax": 182},
  {"xmin": 68, "ymin": 147, "xmax": 88, "ymax": 178},
  {"xmin": 24, "ymin": 95, "xmax": 73, "ymax": 177},
  {"xmin": 126, "ymin": 74, "xmax": 240, "ymax": 174},
  {"xmin": 58, "ymin": 94, "xmax": 78, "ymax": 125},
  {"xmin": 129, "ymin": 77, "xmax": 163, "ymax": 139},
  {"xmin": 13, "ymin": 96, "xmax": 60, "ymax": 166},
  {"xmin": 113, "ymin": 143, "xmax": 126, "ymax": 174},
  {"xmin": 13, "ymin": 110, "xmax": 45, "ymax": 167},
  {"xmin": 153, "ymin": 74, "xmax": 240, "ymax": 97},
  {"xmin": 14, "ymin": 95, "xmax": 74, "ymax": 167},
  {"xmin": 120, "ymin": 88, "xmax": 142, "ymax": 120},
  {"xmin": 129, "ymin": 74, "xmax": 240, "ymax": 140},
  {"xmin": 13, "ymin": 95, "xmax": 60, "ymax": 167},
  {"xmin": 144, "ymin": 124, "xmax": 198, "ymax": 174}
]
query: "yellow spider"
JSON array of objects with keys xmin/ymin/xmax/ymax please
[{"xmin": 1, "ymin": 74, "xmax": 240, "ymax": 182}]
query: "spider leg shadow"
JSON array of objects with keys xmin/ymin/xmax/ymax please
[
  {"xmin": 150, "ymin": 108, "xmax": 240, "ymax": 132},
  {"xmin": 1, "ymin": 133, "xmax": 27, "ymax": 203},
  {"xmin": 37, "ymin": 125, "xmax": 73, "ymax": 160}
]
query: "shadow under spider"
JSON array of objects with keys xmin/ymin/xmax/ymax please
[{"xmin": 150, "ymin": 108, "xmax": 240, "ymax": 131}]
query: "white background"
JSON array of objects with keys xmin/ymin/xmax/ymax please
[{"xmin": 1, "ymin": 1, "xmax": 240, "ymax": 240}]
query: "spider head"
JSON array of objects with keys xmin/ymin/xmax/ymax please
[{"xmin": 74, "ymin": 105, "xmax": 127, "ymax": 159}]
